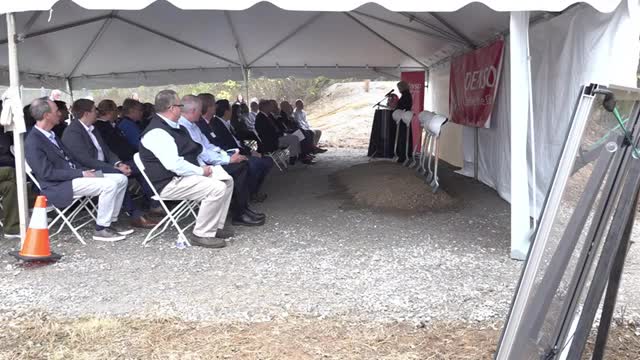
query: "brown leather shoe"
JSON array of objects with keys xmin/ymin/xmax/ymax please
[
  {"xmin": 147, "ymin": 207, "xmax": 166, "ymax": 218},
  {"xmin": 130, "ymin": 215, "xmax": 159, "ymax": 229}
]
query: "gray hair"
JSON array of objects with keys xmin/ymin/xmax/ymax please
[
  {"xmin": 181, "ymin": 95, "xmax": 202, "ymax": 114},
  {"xmin": 30, "ymin": 97, "xmax": 52, "ymax": 121},
  {"xmin": 154, "ymin": 89, "xmax": 179, "ymax": 113}
]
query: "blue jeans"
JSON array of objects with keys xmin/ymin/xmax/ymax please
[{"xmin": 247, "ymin": 156, "xmax": 273, "ymax": 194}]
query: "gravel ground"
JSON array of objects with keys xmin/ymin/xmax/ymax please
[{"xmin": 0, "ymin": 148, "xmax": 638, "ymax": 326}]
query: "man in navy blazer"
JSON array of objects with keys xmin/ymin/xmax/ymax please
[
  {"xmin": 25, "ymin": 97, "xmax": 133, "ymax": 242},
  {"xmin": 210, "ymin": 99, "xmax": 273, "ymax": 202},
  {"xmin": 61, "ymin": 99, "xmax": 158, "ymax": 229}
]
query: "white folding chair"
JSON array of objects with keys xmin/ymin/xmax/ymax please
[
  {"xmin": 25, "ymin": 162, "xmax": 96, "ymax": 245},
  {"xmin": 254, "ymin": 131, "xmax": 288, "ymax": 172},
  {"xmin": 133, "ymin": 153, "xmax": 197, "ymax": 247}
]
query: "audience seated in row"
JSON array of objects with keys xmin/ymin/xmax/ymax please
[{"xmin": 17, "ymin": 90, "xmax": 327, "ymax": 249}]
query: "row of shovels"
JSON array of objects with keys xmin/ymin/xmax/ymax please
[{"xmin": 391, "ymin": 109, "xmax": 448, "ymax": 193}]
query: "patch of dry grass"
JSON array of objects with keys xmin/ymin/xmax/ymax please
[
  {"xmin": 0, "ymin": 313, "xmax": 638, "ymax": 359},
  {"xmin": 0, "ymin": 313, "xmax": 502, "ymax": 360}
]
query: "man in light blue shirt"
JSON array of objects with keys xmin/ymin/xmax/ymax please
[
  {"xmin": 178, "ymin": 115, "xmax": 231, "ymax": 166},
  {"xmin": 179, "ymin": 95, "xmax": 265, "ymax": 227}
]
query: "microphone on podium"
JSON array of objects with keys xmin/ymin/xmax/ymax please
[{"xmin": 384, "ymin": 89, "xmax": 395, "ymax": 97}]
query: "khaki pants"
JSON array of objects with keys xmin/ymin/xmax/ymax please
[
  {"xmin": 159, "ymin": 175, "xmax": 233, "ymax": 238},
  {"xmin": 72, "ymin": 173, "xmax": 128, "ymax": 228},
  {"xmin": 278, "ymin": 135, "xmax": 301, "ymax": 157},
  {"xmin": 312, "ymin": 129, "xmax": 322, "ymax": 146}
]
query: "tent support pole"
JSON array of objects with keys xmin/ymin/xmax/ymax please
[
  {"xmin": 0, "ymin": 15, "xmax": 112, "ymax": 45},
  {"xmin": 113, "ymin": 15, "xmax": 240, "ymax": 66},
  {"xmin": 65, "ymin": 78, "xmax": 74, "ymax": 102},
  {"xmin": 68, "ymin": 11, "xmax": 116, "ymax": 77},
  {"xmin": 7, "ymin": 13, "xmax": 30, "ymax": 242},
  {"xmin": 344, "ymin": 13, "xmax": 429, "ymax": 69},
  {"xmin": 426, "ymin": 13, "xmax": 477, "ymax": 48},
  {"xmin": 350, "ymin": 11, "xmax": 464, "ymax": 44},
  {"xmin": 242, "ymin": 67, "xmax": 249, "ymax": 101},
  {"xmin": 247, "ymin": 13, "xmax": 324, "ymax": 67},
  {"xmin": 509, "ymin": 11, "xmax": 532, "ymax": 261},
  {"xmin": 474, "ymin": 128, "xmax": 479, "ymax": 180},
  {"xmin": 224, "ymin": 11, "xmax": 248, "ymax": 68},
  {"xmin": 373, "ymin": 68, "xmax": 400, "ymax": 79}
]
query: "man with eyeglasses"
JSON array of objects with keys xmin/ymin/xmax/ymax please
[
  {"xmin": 139, "ymin": 90, "xmax": 234, "ymax": 248},
  {"xmin": 25, "ymin": 97, "xmax": 133, "ymax": 242}
]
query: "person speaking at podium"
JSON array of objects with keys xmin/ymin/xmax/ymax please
[{"xmin": 394, "ymin": 81, "xmax": 413, "ymax": 163}]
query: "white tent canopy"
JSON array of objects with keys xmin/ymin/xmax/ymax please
[
  {"xmin": 0, "ymin": 0, "xmax": 616, "ymax": 90},
  {"xmin": 0, "ymin": 0, "xmax": 638, "ymax": 261}
]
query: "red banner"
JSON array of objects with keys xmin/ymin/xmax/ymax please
[
  {"xmin": 449, "ymin": 39, "xmax": 504, "ymax": 128},
  {"xmin": 400, "ymin": 71, "xmax": 425, "ymax": 151}
]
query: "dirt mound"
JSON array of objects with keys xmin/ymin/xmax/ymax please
[{"xmin": 332, "ymin": 161, "xmax": 457, "ymax": 212}]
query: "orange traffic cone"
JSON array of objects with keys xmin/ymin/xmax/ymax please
[{"xmin": 9, "ymin": 195, "xmax": 61, "ymax": 262}]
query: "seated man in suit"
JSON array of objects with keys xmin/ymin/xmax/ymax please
[
  {"xmin": 94, "ymin": 99, "xmax": 163, "ymax": 215},
  {"xmin": 195, "ymin": 93, "xmax": 218, "ymax": 144},
  {"xmin": 139, "ymin": 90, "xmax": 234, "ymax": 248},
  {"xmin": 280, "ymin": 100, "xmax": 318, "ymax": 156},
  {"xmin": 52, "ymin": 100, "xmax": 69, "ymax": 138},
  {"xmin": 293, "ymin": 99, "xmax": 326, "ymax": 154},
  {"xmin": 61, "ymin": 99, "xmax": 158, "ymax": 229},
  {"xmin": 255, "ymin": 99, "xmax": 311, "ymax": 165},
  {"xmin": 230, "ymin": 103, "xmax": 259, "ymax": 142},
  {"xmin": 25, "ymin": 97, "xmax": 133, "ymax": 242},
  {"xmin": 196, "ymin": 94, "xmax": 269, "ymax": 202},
  {"xmin": 210, "ymin": 99, "xmax": 273, "ymax": 202},
  {"xmin": 178, "ymin": 95, "xmax": 264, "ymax": 226}
]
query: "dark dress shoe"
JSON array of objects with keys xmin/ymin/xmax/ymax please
[
  {"xmin": 189, "ymin": 235, "xmax": 227, "ymax": 248},
  {"xmin": 130, "ymin": 216, "xmax": 159, "ymax": 229},
  {"xmin": 244, "ymin": 208, "xmax": 266, "ymax": 221},
  {"xmin": 250, "ymin": 193, "xmax": 268, "ymax": 203},
  {"xmin": 215, "ymin": 228, "xmax": 234, "ymax": 239},
  {"xmin": 302, "ymin": 157, "xmax": 316, "ymax": 165},
  {"xmin": 232, "ymin": 213, "xmax": 265, "ymax": 226}
]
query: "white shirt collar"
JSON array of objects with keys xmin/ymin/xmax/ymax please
[
  {"xmin": 34, "ymin": 125, "xmax": 54, "ymax": 139},
  {"xmin": 178, "ymin": 116, "xmax": 196, "ymax": 129},
  {"xmin": 157, "ymin": 113, "xmax": 180, "ymax": 129},
  {"xmin": 79, "ymin": 120, "xmax": 94, "ymax": 132}
]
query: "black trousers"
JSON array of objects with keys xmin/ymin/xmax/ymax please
[{"xmin": 222, "ymin": 162, "xmax": 250, "ymax": 218}]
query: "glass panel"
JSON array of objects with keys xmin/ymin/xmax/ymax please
[{"xmin": 500, "ymin": 85, "xmax": 640, "ymax": 359}]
